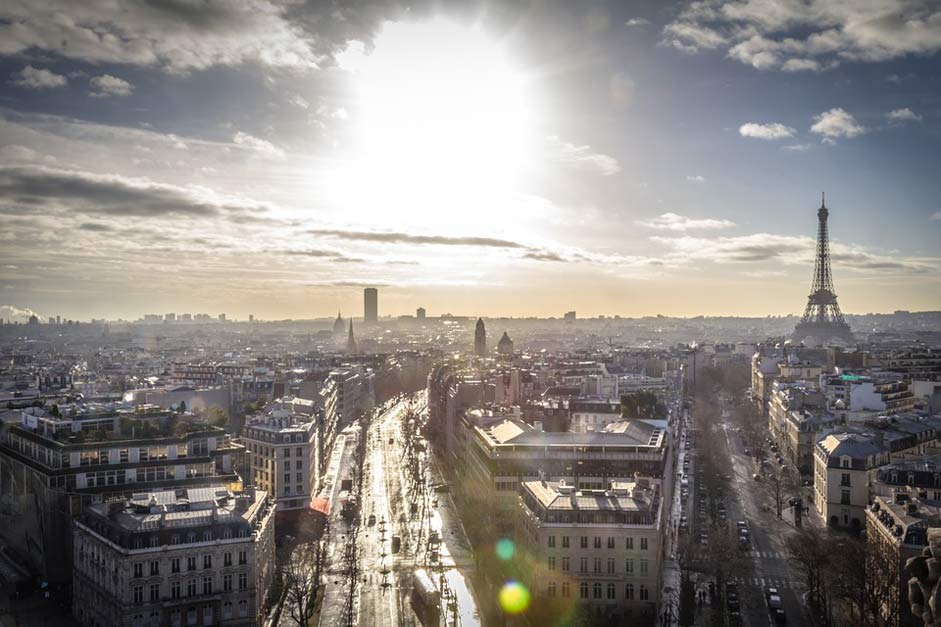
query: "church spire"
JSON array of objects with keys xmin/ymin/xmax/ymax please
[{"xmin": 346, "ymin": 319, "xmax": 357, "ymax": 353}]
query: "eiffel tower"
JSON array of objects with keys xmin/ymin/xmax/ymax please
[{"xmin": 792, "ymin": 194, "xmax": 855, "ymax": 347}]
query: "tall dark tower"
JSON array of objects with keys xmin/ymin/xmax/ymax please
[
  {"xmin": 363, "ymin": 288, "xmax": 378, "ymax": 324},
  {"xmin": 793, "ymin": 194, "xmax": 854, "ymax": 347},
  {"xmin": 346, "ymin": 319, "xmax": 357, "ymax": 353},
  {"xmin": 474, "ymin": 318, "xmax": 487, "ymax": 356}
]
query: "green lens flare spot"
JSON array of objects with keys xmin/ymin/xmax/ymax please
[
  {"xmin": 499, "ymin": 581, "xmax": 530, "ymax": 614},
  {"xmin": 495, "ymin": 538, "xmax": 515, "ymax": 561}
]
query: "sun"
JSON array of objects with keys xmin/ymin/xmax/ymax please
[{"xmin": 330, "ymin": 18, "xmax": 536, "ymax": 232}]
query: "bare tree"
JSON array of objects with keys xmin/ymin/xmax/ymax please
[
  {"xmin": 785, "ymin": 527, "xmax": 836, "ymax": 626},
  {"xmin": 763, "ymin": 462, "xmax": 798, "ymax": 519},
  {"xmin": 284, "ymin": 539, "xmax": 326, "ymax": 626}
]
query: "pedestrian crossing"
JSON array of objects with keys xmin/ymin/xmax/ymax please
[
  {"xmin": 747, "ymin": 550, "xmax": 786, "ymax": 560},
  {"xmin": 730, "ymin": 575, "xmax": 801, "ymax": 591}
]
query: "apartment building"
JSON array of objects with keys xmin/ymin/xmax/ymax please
[
  {"xmin": 72, "ymin": 485, "xmax": 275, "ymax": 627},
  {"xmin": 0, "ymin": 407, "xmax": 243, "ymax": 581},
  {"xmin": 821, "ymin": 372, "xmax": 915, "ymax": 416},
  {"xmin": 518, "ymin": 478, "xmax": 662, "ymax": 621},
  {"xmin": 242, "ymin": 401, "xmax": 318, "ymax": 512},
  {"xmin": 813, "ymin": 432, "xmax": 889, "ymax": 529},
  {"xmin": 319, "ymin": 366, "xmax": 374, "ymax": 461}
]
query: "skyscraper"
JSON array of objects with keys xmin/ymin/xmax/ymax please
[
  {"xmin": 474, "ymin": 318, "xmax": 487, "ymax": 356},
  {"xmin": 364, "ymin": 288, "xmax": 378, "ymax": 324},
  {"xmin": 416, "ymin": 307, "xmax": 426, "ymax": 320}
]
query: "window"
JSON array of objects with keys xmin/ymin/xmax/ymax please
[
  {"xmin": 548, "ymin": 535, "xmax": 556, "ymax": 548},
  {"xmin": 548, "ymin": 582, "xmax": 557, "ymax": 596},
  {"xmin": 171, "ymin": 581, "xmax": 181, "ymax": 599},
  {"xmin": 150, "ymin": 583, "xmax": 160, "ymax": 602},
  {"xmin": 562, "ymin": 535, "xmax": 570, "ymax": 548},
  {"xmin": 626, "ymin": 537, "xmax": 634, "ymax": 550},
  {"xmin": 607, "ymin": 558, "xmax": 615, "ymax": 574},
  {"xmin": 561, "ymin": 557, "xmax": 570, "ymax": 572},
  {"xmin": 223, "ymin": 574, "xmax": 233, "ymax": 592},
  {"xmin": 640, "ymin": 559, "xmax": 649, "ymax": 575},
  {"xmin": 224, "ymin": 552, "xmax": 232, "ymax": 567},
  {"xmin": 593, "ymin": 583, "xmax": 602, "ymax": 599},
  {"xmin": 841, "ymin": 458, "xmax": 850, "ymax": 469},
  {"xmin": 296, "ymin": 472, "xmax": 303, "ymax": 483},
  {"xmin": 171, "ymin": 609, "xmax": 182, "ymax": 627},
  {"xmin": 607, "ymin": 583, "xmax": 616, "ymax": 600},
  {"xmin": 172, "ymin": 558, "xmax": 180, "ymax": 573},
  {"xmin": 150, "ymin": 560, "xmax": 159, "ymax": 576},
  {"xmin": 238, "ymin": 551, "xmax": 247, "ymax": 565},
  {"xmin": 593, "ymin": 536, "xmax": 601, "ymax": 549},
  {"xmin": 562, "ymin": 581, "xmax": 570, "ymax": 598},
  {"xmin": 187, "ymin": 556, "xmax": 196, "ymax": 571},
  {"xmin": 625, "ymin": 584, "xmax": 634, "ymax": 600},
  {"xmin": 133, "ymin": 586, "xmax": 144, "ymax": 604},
  {"xmin": 202, "ymin": 605, "xmax": 213, "ymax": 626},
  {"xmin": 640, "ymin": 585, "xmax": 649, "ymax": 601},
  {"xmin": 841, "ymin": 473, "xmax": 851, "ymax": 487},
  {"xmin": 134, "ymin": 562, "xmax": 144, "ymax": 578},
  {"xmin": 187, "ymin": 608, "xmax": 197, "ymax": 626},
  {"xmin": 171, "ymin": 535, "xmax": 181, "ymax": 545},
  {"xmin": 580, "ymin": 582, "xmax": 589, "ymax": 599},
  {"xmin": 187, "ymin": 579, "xmax": 197, "ymax": 597},
  {"xmin": 223, "ymin": 602, "xmax": 233, "ymax": 620},
  {"xmin": 548, "ymin": 556, "xmax": 556, "ymax": 571},
  {"xmin": 238, "ymin": 573, "xmax": 247, "ymax": 590},
  {"xmin": 296, "ymin": 460, "xmax": 302, "ymax": 470},
  {"xmin": 284, "ymin": 474, "xmax": 290, "ymax": 485},
  {"xmin": 580, "ymin": 536, "xmax": 588, "ymax": 549},
  {"xmin": 579, "ymin": 557, "xmax": 587, "ymax": 573},
  {"xmin": 593, "ymin": 558, "xmax": 601, "ymax": 574},
  {"xmin": 626, "ymin": 559, "xmax": 634, "ymax": 574},
  {"xmin": 640, "ymin": 537, "xmax": 648, "ymax": 550},
  {"xmin": 296, "ymin": 447, "xmax": 303, "ymax": 456},
  {"xmin": 284, "ymin": 448, "xmax": 291, "ymax": 457},
  {"xmin": 202, "ymin": 576, "xmax": 212, "ymax": 595},
  {"xmin": 841, "ymin": 490, "xmax": 851, "ymax": 505},
  {"xmin": 203, "ymin": 555, "xmax": 211, "ymax": 569},
  {"xmin": 238, "ymin": 600, "xmax": 248, "ymax": 618}
]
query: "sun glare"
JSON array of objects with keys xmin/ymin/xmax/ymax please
[{"xmin": 331, "ymin": 18, "xmax": 535, "ymax": 232}]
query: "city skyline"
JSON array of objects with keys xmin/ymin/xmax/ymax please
[{"xmin": 1, "ymin": 1, "xmax": 940, "ymax": 320}]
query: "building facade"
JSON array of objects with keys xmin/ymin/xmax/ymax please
[
  {"xmin": 518, "ymin": 478, "xmax": 662, "ymax": 621},
  {"xmin": 72, "ymin": 486, "xmax": 275, "ymax": 627}
]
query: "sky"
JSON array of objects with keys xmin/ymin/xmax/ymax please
[{"xmin": 0, "ymin": 0, "xmax": 939, "ymax": 322}]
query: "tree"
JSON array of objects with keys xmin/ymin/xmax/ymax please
[
  {"xmin": 620, "ymin": 391, "xmax": 665, "ymax": 420},
  {"xmin": 764, "ymin": 463, "xmax": 799, "ymax": 519},
  {"xmin": 206, "ymin": 406, "xmax": 228, "ymax": 427},
  {"xmin": 50, "ymin": 404, "xmax": 60, "ymax": 417},
  {"xmin": 785, "ymin": 527, "xmax": 836, "ymax": 625},
  {"xmin": 177, "ymin": 400, "xmax": 186, "ymax": 413},
  {"xmin": 283, "ymin": 539, "xmax": 325, "ymax": 626}
]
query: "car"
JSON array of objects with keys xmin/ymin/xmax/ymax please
[
  {"xmin": 788, "ymin": 497, "xmax": 801, "ymax": 507},
  {"xmin": 753, "ymin": 473, "xmax": 762, "ymax": 481},
  {"xmin": 367, "ymin": 514, "xmax": 376, "ymax": 526},
  {"xmin": 744, "ymin": 448, "xmax": 750, "ymax": 455},
  {"xmin": 736, "ymin": 520, "xmax": 748, "ymax": 530}
]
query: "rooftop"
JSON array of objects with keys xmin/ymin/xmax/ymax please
[{"xmin": 522, "ymin": 479, "xmax": 659, "ymax": 513}]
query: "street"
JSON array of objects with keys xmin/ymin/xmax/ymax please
[{"xmin": 316, "ymin": 395, "xmax": 480, "ymax": 627}]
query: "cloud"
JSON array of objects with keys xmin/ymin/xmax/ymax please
[
  {"xmin": 625, "ymin": 18, "xmax": 651, "ymax": 27},
  {"xmin": 931, "ymin": 212, "xmax": 941, "ymax": 221},
  {"xmin": 810, "ymin": 108, "xmax": 865, "ymax": 139},
  {"xmin": 886, "ymin": 107, "xmax": 922, "ymax": 123},
  {"xmin": 232, "ymin": 132, "xmax": 285, "ymax": 158},
  {"xmin": 89, "ymin": 74, "xmax": 133, "ymax": 97},
  {"xmin": 637, "ymin": 212, "xmax": 735, "ymax": 231},
  {"xmin": 0, "ymin": 165, "xmax": 265, "ymax": 219},
  {"xmin": 522, "ymin": 250, "xmax": 567, "ymax": 262},
  {"xmin": 0, "ymin": 304, "xmax": 43, "ymax": 322},
  {"xmin": 11, "ymin": 65, "xmax": 66, "ymax": 89},
  {"xmin": 0, "ymin": 1, "xmax": 319, "ymax": 73},
  {"xmin": 662, "ymin": 0, "xmax": 941, "ymax": 72},
  {"xmin": 78, "ymin": 222, "xmax": 114, "ymax": 232},
  {"xmin": 661, "ymin": 22, "xmax": 727, "ymax": 53},
  {"xmin": 546, "ymin": 135, "xmax": 620, "ymax": 176},
  {"xmin": 309, "ymin": 228, "xmax": 529, "ymax": 249},
  {"xmin": 686, "ymin": 175, "xmax": 706, "ymax": 183},
  {"xmin": 652, "ymin": 232, "xmax": 937, "ymax": 273},
  {"xmin": 783, "ymin": 143, "xmax": 814, "ymax": 152},
  {"xmin": 739, "ymin": 122, "xmax": 797, "ymax": 140}
]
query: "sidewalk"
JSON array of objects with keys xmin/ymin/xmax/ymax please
[{"xmin": 659, "ymin": 413, "xmax": 690, "ymax": 624}]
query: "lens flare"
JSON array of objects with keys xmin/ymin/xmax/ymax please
[
  {"xmin": 495, "ymin": 538, "xmax": 515, "ymax": 561},
  {"xmin": 499, "ymin": 581, "xmax": 530, "ymax": 614}
]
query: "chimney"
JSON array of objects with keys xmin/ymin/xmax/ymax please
[{"xmin": 533, "ymin": 421, "xmax": 543, "ymax": 432}]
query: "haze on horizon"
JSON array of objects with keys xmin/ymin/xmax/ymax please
[{"xmin": 0, "ymin": 0, "xmax": 939, "ymax": 322}]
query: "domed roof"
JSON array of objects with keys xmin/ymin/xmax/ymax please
[
  {"xmin": 498, "ymin": 331, "xmax": 513, "ymax": 346},
  {"xmin": 333, "ymin": 311, "xmax": 345, "ymax": 333}
]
